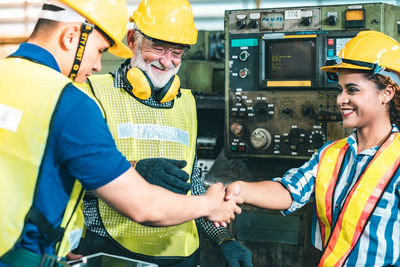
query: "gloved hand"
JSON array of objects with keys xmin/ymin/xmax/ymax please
[
  {"xmin": 135, "ymin": 158, "xmax": 191, "ymax": 195},
  {"xmin": 219, "ymin": 240, "xmax": 253, "ymax": 267}
]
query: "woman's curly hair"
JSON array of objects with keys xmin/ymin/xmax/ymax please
[{"xmin": 364, "ymin": 72, "xmax": 400, "ymax": 128}]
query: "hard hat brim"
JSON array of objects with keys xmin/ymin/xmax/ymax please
[
  {"xmin": 321, "ymin": 62, "xmax": 372, "ymax": 73},
  {"xmin": 108, "ymin": 40, "xmax": 133, "ymax": 58}
]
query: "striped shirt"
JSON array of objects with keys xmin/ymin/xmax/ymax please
[{"xmin": 274, "ymin": 125, "xmax": 400, "ymax": 266}]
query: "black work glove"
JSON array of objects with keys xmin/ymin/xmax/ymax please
[
  {"xmin": 135, "ymin": 158, "xmax": 191, "ymax": 195},
  {"xmin": 219, "ymin": 240, "xmax": 253, "ymax": 267}
]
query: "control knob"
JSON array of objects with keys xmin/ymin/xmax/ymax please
[
  {"xmin": 302, "ymin": 105, "xmax": 315, "ymax": 117},
  {"xmin": 239, "ymin": 51, "xmax": 250, "ymax": 61},
  {"xmin": 282, "ymin": 106, "xmax": 293, "ymax": 117},
  {"xmin": 239, "ymin": 68, "xmax": 249, "ymax": 79},
  {"xmin": 249, "ymin": 19, "xmax": 259, "ymax": 29},
  {"xmin": 300, "ymin": 17, "xmax": 312, "ymax": 26},
  {"xmin": 250, "ymin": 128, "xmax": 272, "ymax": 150},
  {"xmin": 230, "ymin": 122, "xmax": 244, "ymax": 136},
  {"xmin": 236, "ymin": 20, "xmax": 247, "ymax": 29},
  {"xmin": 310, "ymin": 130, "xmax": 327, "ymax": 149},
  {"xmin": 326, "ymin": 15, "xmax": 337, "ymax": 25}
]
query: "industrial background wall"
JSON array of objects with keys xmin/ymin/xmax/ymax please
[
  {"xmin": 1, "ymin": 1, "xmax": 400, "ymax": 267},
  {"xmin": 1, "ymin": 0, "xmax": 400, "ymax": 56}
]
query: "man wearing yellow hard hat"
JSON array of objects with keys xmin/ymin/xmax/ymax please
[
  {"xmin": 75, "ymin": 0, "xmax": 253, "ymax": 266},
  {"xmin": 0, "ymin": 0, "xmax": 243, "ymax": 266}
]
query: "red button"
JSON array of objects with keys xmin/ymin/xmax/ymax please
[{"xmin": 328, "ymin": 39, "xmax": 334, "ymax": 46}]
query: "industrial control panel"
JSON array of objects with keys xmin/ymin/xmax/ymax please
[{"xmin": 225, "ymin": 3, "xmax": 400, "ymax": 159}]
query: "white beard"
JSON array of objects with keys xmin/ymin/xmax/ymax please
[{"xmin": 130, "ymin": 48, "xmax": 180, "ymax": 90}]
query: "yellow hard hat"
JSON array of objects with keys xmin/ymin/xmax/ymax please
[
  {"xmin": 60, "ymin": 0, "xmax": 132, "ymax": 58},
  {"xmin": 321, "ymin": 31, "xmax": 400, "ymax": 74},
  {"xmin": 130, "ymin": 0, "xmax": 198, "ymax": 45}
]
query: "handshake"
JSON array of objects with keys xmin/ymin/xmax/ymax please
[
  {"xmin": 203, "ymin": 181, "xmax": 243, "ymax": 227},
  {"xmin": 134, "ymin": 158, "xmax": 245, "ymax": 225}
]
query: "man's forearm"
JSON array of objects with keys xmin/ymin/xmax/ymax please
[{"xmin": 96, "ymin": 167, "xmax": 238, "ymax": 226}]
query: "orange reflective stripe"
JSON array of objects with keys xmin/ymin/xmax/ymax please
[
  {"xmin": 316, "ymin": 138, "xmax": 348, "ymax": 246},
  {"xmin": 318, "ymin": 133, "xmax": 400, "ymax": 267},
  {"xmin": 324, "ymin": 143, "xmax": 348, "ymax": 245}
]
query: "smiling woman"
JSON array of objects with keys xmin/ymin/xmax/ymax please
[
  {"xmin": 321, "ymin": 30, "xmax": 400, "ymax": 151},
  {"xmin": 224, "ymin": 30, "xmax": 400, "ymax": 267},
  {"xmin": 335, "ymin": 70, "xmax": 396, "ymax": 151}
]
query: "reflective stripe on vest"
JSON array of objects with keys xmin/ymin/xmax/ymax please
[
  {"xmin": 315, "ymin": 138, "xmax": 348, "ymax": 248},
  {"xmin": 55, "ymin": 181, "xmax": 84, "ymax": 257},
  {"xmin": 86, "ymin": 74, "xmax": 199, "ymax": 257},
  {"xmin": 316, "ymin": 133, "xmax": 400, "ymax": 267},
  {"xmin": 0, "ymin": 57, "xmax": 84, "ymax": 257}
]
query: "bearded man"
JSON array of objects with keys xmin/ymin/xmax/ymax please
[{"xmin": 76, "ymin": 0, "xmax": 253, "ymax": 266}]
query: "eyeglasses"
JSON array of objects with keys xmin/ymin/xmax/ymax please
[
  {"xmin": 324, "ymin": 55, "xmax": 383, "ymax": 81},
  {"xmin": 147, "ymin": 42, "xmax": 187, "ymax": 59}
]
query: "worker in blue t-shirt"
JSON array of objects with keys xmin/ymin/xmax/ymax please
[{"xmin": 0, "ymin": 1, "xmax": 242, "ymax": 266}]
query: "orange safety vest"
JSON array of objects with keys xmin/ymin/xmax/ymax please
[{"xmin": 315, "ymin": 133, "xmax": 400, "ymax": 267}]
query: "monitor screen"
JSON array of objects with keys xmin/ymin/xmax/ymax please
[{"xmin": 265, "ymin": 38, "xmax": 316, "ymax": 80}]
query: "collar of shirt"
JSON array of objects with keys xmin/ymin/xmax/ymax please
[
  {"xmin": 346, "ymin": 124, "xmax": 399, "ymax": 157},
  {"xmin": 10, "ymin": 43, "xmax": 61, "ymax": 72}
]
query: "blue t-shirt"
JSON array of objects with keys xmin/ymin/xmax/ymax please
[{"xmin": 10, "ymin": 43, "xmax": 131, "ymax": 255}]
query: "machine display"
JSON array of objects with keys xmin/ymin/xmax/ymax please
[
  {"xmin": 225, "ymin": 3, "xmax": 400, "ymax": 159},
  {"xmin": 264, "ymin": 38, "xmax": 316, "ymax": 81}
]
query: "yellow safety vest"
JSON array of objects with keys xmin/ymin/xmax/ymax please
[
  {"xmin": 85, "ymin": 74, "xmax": 199, "ymax": 257},
  {"xmin": 0, "ymin": 57, "xmax": 84, "ymax": 257},
  {"xmin": 315, "ymin": 133, "xmax": 400, "ymax": 267}
]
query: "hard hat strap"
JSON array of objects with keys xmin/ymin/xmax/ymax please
[
  {"xmin": 341, "ymin": 58, "xmax": 383, "ymax": 74},
  {"xmin": 325, "ymin": 56, "xmax": 400, "ymax": 85},
  {"xmin": 325, "ymin": 56, "xmax": 382, "ymax": 72},
  {"xmin": 68, "ymin": 22, "xmax": 94, "ymax": 81},
  {"xmin": 378, "ymin": 69, "xmax": 400, "ymax": 86}
]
